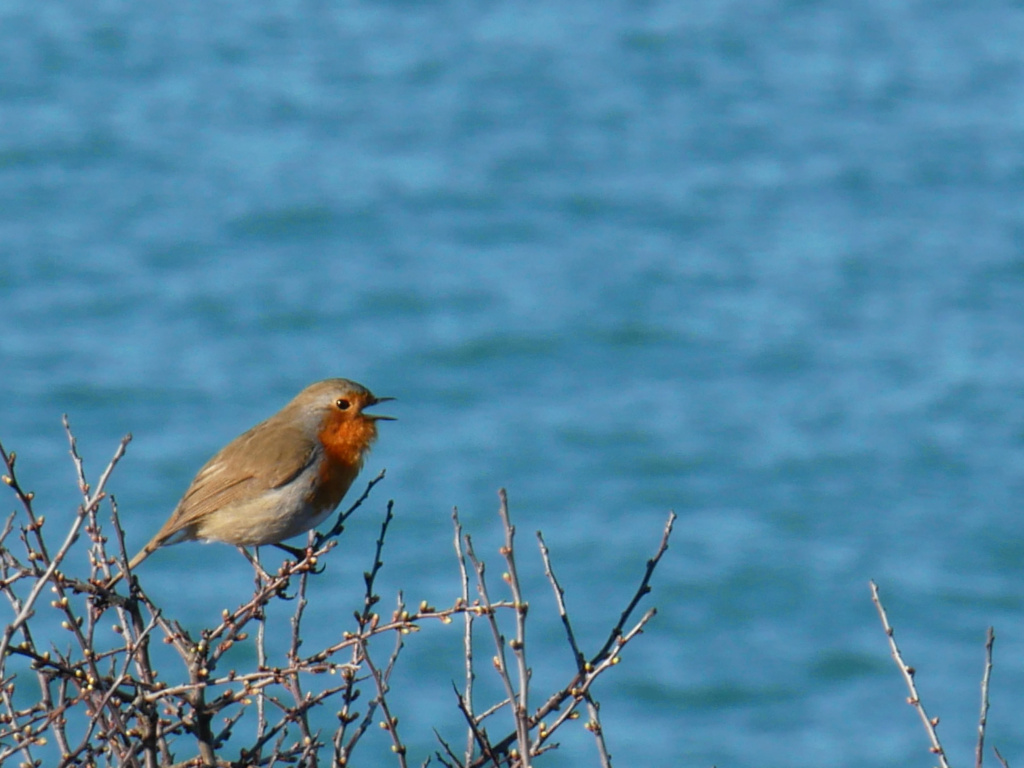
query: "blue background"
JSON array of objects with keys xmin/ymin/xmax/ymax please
[{"xmin": 3, "ymin": 2, "xmax": 1024, "ymax": 765}]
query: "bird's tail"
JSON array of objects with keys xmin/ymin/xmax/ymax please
[{"xmin": 105, "ymin": 540, "xmax": 160, "ymax": 588}]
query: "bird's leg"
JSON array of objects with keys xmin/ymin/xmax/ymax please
[{"xmin": 239, "ymin": 547, "xmax": 274, "ymax": 582}]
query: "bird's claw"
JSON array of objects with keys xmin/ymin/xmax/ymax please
[{"xmin": 273, "ymin": 542, "xmax": 306, "ymax": 560}]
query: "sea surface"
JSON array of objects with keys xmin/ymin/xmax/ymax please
[{"xmin": 3, "ymin": 2, "xmax": 1024, "ymax": 766}]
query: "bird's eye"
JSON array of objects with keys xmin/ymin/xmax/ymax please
[{"xmin": 336, "ymin": 398, "xmax": 351, "ymax": 411}]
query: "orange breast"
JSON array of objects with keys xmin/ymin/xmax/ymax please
[{"xmin": 311, "ymin": 414, "xmax": 378, "ymax": 512}]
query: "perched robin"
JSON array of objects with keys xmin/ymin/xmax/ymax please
[{"xmin": 113, "ymin": 378, "xmax": 393, "ymax": 583}]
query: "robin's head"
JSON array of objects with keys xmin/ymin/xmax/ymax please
[
  {"xmin": 287, "ymin": 378, "xmax": 394, "ymax": 427},
  {"xmin": 283, "ymin": 379, "xmax": 394, "ymax": 465}
]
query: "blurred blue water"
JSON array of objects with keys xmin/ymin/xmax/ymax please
[{"xmin": 4, "ymin": 1, "xmax": 1024, "ymax": 765}]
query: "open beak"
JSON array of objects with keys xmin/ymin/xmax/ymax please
[{"xmin": 365, "ymin": 396, "xmax": 396, "ymax": 421}]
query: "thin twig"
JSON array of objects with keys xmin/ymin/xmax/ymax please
[
  {"xmin": 536, "ymin": 532, "xmax": 584, "ymax": 672},
  {"xmin": 464, "ymin": 531, "xmax": 529, "ymax": 766},
  {"xmin": 362, "ymin": 623, "xmax": 408, "ymax": 768},
  {"xmin": 284, "ymin": 536, "xmax": 316, "ymax": 753},
  {"xmin": 536, "ymin": 530, "xmax": 612, "ymax": 767},
  {"xmin": 452, "ymin": 508, "xmax": 477, "ymax": 765},
  {"xmin": 473, "ymin": 510, "xmax": 675, "ymax": 767},
  {"xmin": 451, "ymin": 681, "xmax": 501, "ymax": 766},
  {"xmin": 0, "ymin": 429, "xmax": 131, "ymax": 663},
  {"xmin": 594, "ymin": 511, "xmax": 675, "ymax": 661},
  {"xmin": 530, "ymin": 608, "xmax": 656, "ymax": 747},
  {"xmin": 342, "ymin": 501, "xmax": 398, "ymax": 760},
  {"xmin": 976, "ymin": 626, "xmax": 995, "ymax": 768},
  {"xmin": 870, "ymin": 581, "xmax": 951, "ymax": 768},
  {"xmin": 254, "ymin": 549, "xmax": 269, "ymax": 753},
  {"xmin": 582, "ymin": 696, "xmax": 612, "ymax": 768},
  {"xmin": 496, "ymin": 489, "xmax": 532, "ymax": 767},
  {"xmin": 316, "ymin": 468, "xmax": 388, "ymax": 545}
]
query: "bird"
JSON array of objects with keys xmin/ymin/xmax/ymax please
[{"xmin": 111, "ymin": 378, "xmax": 393, "ymax": 584}]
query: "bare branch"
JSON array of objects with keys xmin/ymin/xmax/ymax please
[
  {"xmin": 870, "ymin": 581, "xmax": 950, "ymax": 768},
  {"xmin": 496, "ymin": 489, "xmax": 532, "ymax": 767},
  {"xmin": 0, "ymin": 429, "xmax": 131, "ymax": 663},
  {"xmin": 594, "ymin": 511, "xmax": 675, "ymax": 662},
  {"xmin": 315, "ymin": 468, "xmax": 388, "ymax": 546},
  {"xmin": 976, "ymin": 626, "xmax": 995, "ymax": 768}
]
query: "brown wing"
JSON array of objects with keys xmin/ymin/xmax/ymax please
[{"xmin": 150, "ymin": 418, "xmax": 317, "ymax": 545}]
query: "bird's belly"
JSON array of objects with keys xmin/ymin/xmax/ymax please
[{"xmin": 193, "ymin": 482, "xmax": 340, "ymax": 547}]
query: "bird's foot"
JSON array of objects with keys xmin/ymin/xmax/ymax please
[
  {"xmin": 273, "ymin": 542, "xmax": 325, "ymax": 575},
  {"xmin": 272, "ymin": 542, "xmax": 306, "ymax": 560}
]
